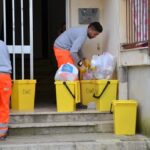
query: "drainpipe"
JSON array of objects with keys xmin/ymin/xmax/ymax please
[
  {"xmin": 66, "ymin": 0, "xmax": 71, "ymax": 29},
  {"xmin": 118, "ymin": 66, "xmax": 129, "ymax": 99}
]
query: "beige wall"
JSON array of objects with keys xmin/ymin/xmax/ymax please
[
  {"xmin": 119, "ymin": 0, "xmax": 127, "ymax": 43},
  {"xmin": 70, "ymin": 0, "xmax": 104, "ymax": 59},
  {"xmin": 101, "ymin": 0, "xmax": 120, "ymax": 56},
  {"xmin": 70, "ymin": 0, "xmax": 120, "ymax": 59}
]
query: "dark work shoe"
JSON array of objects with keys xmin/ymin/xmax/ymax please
[
  {"xmin": 76, "ymin": 103, "xmax": 87, "ymax": 109},
  {"xmin": 0, "ymin": 134, "xmax": 7, "ymax": 141}
]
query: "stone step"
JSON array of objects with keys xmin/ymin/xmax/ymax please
[
  {"xmin": 0, "ymin": 133, "xmax": 149, "ymax": 150},
  {"xmin": 10, "ymin": 111, "xmax": 113, "ymax": 124},
  {"xmin": 9, "ymin": 121, "xmax": 113, "ymax": 136}
]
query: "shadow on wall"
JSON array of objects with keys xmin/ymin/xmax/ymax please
[{"xmin": 102, "ymin": 32, "xmax": 110, "ymax": 51}]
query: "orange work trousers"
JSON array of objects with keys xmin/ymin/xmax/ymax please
[
  {"xmin": 0, "ymin": 74, "xmax": 12, "ymax": 136},
  {"xmin": 54, "ymin": 47, "xmax": 75, "ymax": 68}
]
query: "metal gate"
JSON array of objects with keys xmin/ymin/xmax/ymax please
[{"xmin": 2, "ymin": 0, "xmax": 33, "ymax": 79}]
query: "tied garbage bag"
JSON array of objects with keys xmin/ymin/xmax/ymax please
[
  {"xmin": 81, "ymin": 58, "xmax": 95, "ymax": 80},
  {"xmin": 55, "ymin": 63, "xmax": 78, "ymax": 81},
  {"xmin": 82, "ymin": 69, "xmax": 94, "ymax": 80},
  {"xmin": 91, "ymin": 52, "xmax": 116, "ymax": 79}
]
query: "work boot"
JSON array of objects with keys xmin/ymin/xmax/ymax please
[
  {"xmin": 76, "ymin": 103, "xmax": 87, "ymax": 109},
  {"xmin": 0, "ymin": 134, "xmax": 7, "ymax": 141}
]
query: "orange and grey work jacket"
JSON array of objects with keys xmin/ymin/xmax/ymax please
[{"xmin": 54, "ymin": 26, "xmax": 88, "ymax": 67}]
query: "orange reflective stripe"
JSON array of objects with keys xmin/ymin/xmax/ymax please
[{"xmin": 54, "ymin": 47, "xmax": 75, "ymax": 67}]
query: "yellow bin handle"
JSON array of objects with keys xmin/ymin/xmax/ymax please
[
  {"xmin": 93, "ymin": 81, "xmax": 110, "ymax": 99},
  {"xmin": 63, "ymin": 82, "xmax": 75, "ymax": 99}
]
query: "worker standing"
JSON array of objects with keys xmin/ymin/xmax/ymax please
[
  {"xmin": 0, "ymin": 40, "xmax": 12, "ymax": 140},
  {"xmin": 53, "ymin": 22, "xmax": 103, "ymax": 70}
]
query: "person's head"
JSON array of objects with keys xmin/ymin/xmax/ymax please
[{"xmin": 87, "ymin": 22, "xmax": 103, "ymax": 39}]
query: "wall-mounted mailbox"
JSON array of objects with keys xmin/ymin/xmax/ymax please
[{"xmin": 78, "ymin": 8, "xmax": 99, "ymax": 24}]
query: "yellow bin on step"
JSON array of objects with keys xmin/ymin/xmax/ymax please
[
  {"xmin": 94, "ymin": 80, "xmax": 118, "ymax": 112},
  {"xmin": 80, "ymin": 80, "xmax": 95, "ymax": 105},
  {"xmin": 11, "ymin": 80, "xmax": 36, "ymax": 111},
  {"xmin": 112, "ymin": 100, "xmax": 138, "ymax": 135},
  {"xmin": 55, "ymin": 81, "xmax": 80, "ymax": 112}
]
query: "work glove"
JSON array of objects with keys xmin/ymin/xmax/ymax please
[
  {"xmin": 79, "ymin": 65, "xmax": 86, "ymax": 80},
  {"xmin": 77, "ymin": 60, "xmax": 86, "ymax": 80},
  {"xmin": 83, "ymin": 58, "xmax": 91, "ymax": 68},
  {"xmin": 79, "ymin": 65, "xmax": 86, "ymax": 73},
  {"xmin": 83, "ymin": 58, "xmax": 96, "ymax": 71}
]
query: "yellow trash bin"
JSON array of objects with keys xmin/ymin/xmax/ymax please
[
  {"xmin": 94, "ymin": 80, "xmax": 118, "ymax": 112},
  {"xmin": 55, "ymin": 81, "xmax": 80, "ymax": 112},
  {"xmin": 80, "ymin": 80, "xmax": 95, "ymax": 105},
  {"xmin": 112, "ymin": 100, "xmax": 138, "ymax": 135},
  {"xmin": 11, "ymin": 80, "xmax": 36, "ymax": 111}
]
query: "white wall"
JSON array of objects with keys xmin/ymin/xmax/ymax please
[
  {"xmin": 101, "ymin": 0, "xmax": 120, "ymax": 57},
  {"xmin": 70, "ymin": 0, "xmax": 104, "ymax": 59},
  {"xmin": 119, "ymin": 0, "xmax": 127, "ymax": 43},
  {"xmin": 70, "ymin": 0, "xmax": 120, "ymax": 60},
  {"xmin": 128, "ymin": 66, "xmax": 150, "ymax": 136}
]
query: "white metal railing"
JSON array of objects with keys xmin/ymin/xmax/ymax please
[{"xmin": 2, "ymin": 0, "xmax": 33, "ymax": 79}]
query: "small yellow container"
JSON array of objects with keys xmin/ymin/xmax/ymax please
[
  {"xmin": 112, "ymin": 100, "xmax": 138, "ymax": 135},
  {"xmin": 94, "ymin": 80, "xmax": 118, "ymax": 112},
  {"xmin": 11, "ymin": 80, "xmax": 36, "ymax": 111},
  {"xmin": 55, "ymin": 81, "xmax": 80, "ymax": 112},
  {"xmin": 80, "ymin": 80, "xmax": 95, "ymax": 105}
]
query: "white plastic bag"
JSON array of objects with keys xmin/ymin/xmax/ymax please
[
  {"xmin": 82, "ymin": 69, "xmax": 94, "ymax": 80},
  {"xmin": 55, "ymin": 63, "xmax": 78, "ymax": 81},
  {"xmin": 91, "ymin": 52, "xmax": 116, "ymax": 79}
]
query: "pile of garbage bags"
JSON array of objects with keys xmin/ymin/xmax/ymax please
[{"xmin": 55, "ymin": 52, "xmax": 116, "ymax": 81}]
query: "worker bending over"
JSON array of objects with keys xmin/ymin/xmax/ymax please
[{"xmin": 53, "ymin": 22, "xmax": 103, "ymax": 70}]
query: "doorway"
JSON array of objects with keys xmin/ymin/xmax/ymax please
[
  {"xmin": 33, "ymin": 0, "xmax": 66, "ymax": 107},
  {"xmin": 0, "ymin": 0, "xmax": 66, "ymax": 108}
]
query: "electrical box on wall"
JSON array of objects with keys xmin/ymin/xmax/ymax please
[
  {"xmin": 78, "ymin": 8, "xmax": 99, "ymax": 24},
  {"xmin": 119, "ymin": 48, "xmax": 150, "ymax": 66}
]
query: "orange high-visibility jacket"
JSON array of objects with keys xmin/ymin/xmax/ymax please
[{"xmin": 54, "ymin": 47, "xmax": 75, "ymax": 67}]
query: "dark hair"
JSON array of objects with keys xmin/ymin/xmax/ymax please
[{"xmin": 88, "ymin": 22, "xmax": 103, "ymax": 33}]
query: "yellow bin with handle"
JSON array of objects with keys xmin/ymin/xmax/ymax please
[
  {"xmin": 11, "ymin": 80, "xmax": 36, "ymax": 111},
  {"xmin": 93, "ymin": 80, "xmax": 118, "ymax": 112},
  {"xmin": 55, "ymin": 81, "xmax": 80, "ymax": 112},
  {"xmin": 112, "ymin": 100, "xmax": 138, "ymax": 135},
  {"xmin": 80, "ymin": 80, "xmax": 95, "ymax": 105}
]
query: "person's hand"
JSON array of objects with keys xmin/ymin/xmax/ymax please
[
  {"xmin": 79, "ymin": 65, "xmax": 86, "ymax": 80},
  {"xmin": 79, "ymin": 65, "xmax": 86, "ymax": 73}
]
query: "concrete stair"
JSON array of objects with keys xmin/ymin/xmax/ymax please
[
  {"xmin": 0, "ymin": 133, "xmax": 149, "ymax": 150},
  {"xmin": 9, "ymin": 111, "xmax": 113, "ymax": 136},
  {"xmin": 0, "ymin": 111, "xmax": 148, "ymax": 149}
]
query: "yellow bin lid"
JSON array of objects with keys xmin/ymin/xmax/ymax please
[
  {"xmin": 80, "ymin": 80, "xmax": 95, "ymax": 83},
  {"xmin": 55, "ymin": 81, "xmax": 80, "ymax": 85},
  {"xmin": 112, "ymin": 100, "xmax": 138, "ymax": 106},
  {"xmin": 94, "ymin": 80, "xmax": 118, "ymax": 84},
  {"xmin": 13, "ymin": 80, "xmax": 37, "ymax": 84}
]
